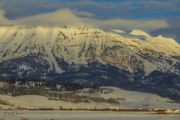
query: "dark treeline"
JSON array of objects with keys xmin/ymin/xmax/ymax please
[{"xmin": 0, "ymin": 77, "xmax": 98, "ymax": 94}]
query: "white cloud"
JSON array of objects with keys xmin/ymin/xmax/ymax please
[
  {"xmin": 16, "ymin": 9, "xmax": 83, "ymax": 26},
  {"xmin": 85, "ymin": 18, "xmax": 169, "ymax": 31},
  {"xmin": 0, "ymin": 9, "xmax": 83, "ymax": 26},
  {"xmin": 72, "ymin": 10, "xmax": 95, "ymax": 17},
  {"xmin": 0, "ymin": 8, "xmax": 169, "ymax": 31},
  {"xmin": 0, "ymin": 10, "xmax": 11, "ymax": 25}
]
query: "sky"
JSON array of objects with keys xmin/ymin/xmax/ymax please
[{"xmin": 0, "ymin": 0, "xmax": 180, "ymax": 42}]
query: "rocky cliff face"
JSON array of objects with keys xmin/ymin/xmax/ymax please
[{"xmin": 0, "ymin": 25, "xmax": 180, "ymax": 100}]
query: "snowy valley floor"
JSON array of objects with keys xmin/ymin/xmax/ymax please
[
  {"xmin": 0, "ymin": 111, "xmax": 180, "ymax": 120},
  {"xmin": 0, "ymin": 87, "xmax": 180, "ymax": 114}
]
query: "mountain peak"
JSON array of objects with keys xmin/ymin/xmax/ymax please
[
  {"xmin": 112, "ymin": 29, "xmax": 126, "ymax": 34},
  {"xmin": 130, "ymin": 29, "xmax": 151, "ymax": 37},
  {"xmin": 155, "ymin": 34, "xmax": 180, "ymax": 49},
  {"xmin": 0, "ymin": 25, "xmax": 180, "ymax": 102}
]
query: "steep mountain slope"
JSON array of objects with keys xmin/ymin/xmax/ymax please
[{"xmin": 0, "ymin": 25, "xmax": 180, "ymax": 100}]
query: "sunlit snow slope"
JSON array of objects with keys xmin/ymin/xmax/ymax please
[{"xmin": 0, "ymin": 25, "xmax": 180, "ymax": 100}]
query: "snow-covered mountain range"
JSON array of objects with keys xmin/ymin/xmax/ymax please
[{"xmin": 0, "ymin": 25, "xmax": 180, "ymax": 100}]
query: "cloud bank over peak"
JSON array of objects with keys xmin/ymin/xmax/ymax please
[
  {"xmin": 17, "ymin": 9, "xmax": 83, "ymax": 26},
  {"xmin": 0, "ymin": 0, "xmax": 179, "ymax": 43},
  {"xmin": 0, "ymin": 9, "xmax": 83, "ymax": 26},
  {"xmin": 0, "ymin": 10, "xmax": 10, "ymax": 25},
  {"xmin": 86, "ymin": 18, "xmax": 169, "ymax": 31},
  {"xmin": 0, "ymin": 8, "xmax": 169, "ymax": 32}
]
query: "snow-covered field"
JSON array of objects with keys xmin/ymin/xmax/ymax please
[
  {"xmin": 100, "ymin": 87, "xmax": 180, "ymax": 109},
  {"xmin": 0, "ymin": 111, "xmax": 180, "ymax": 120},
  {"xmin": 0, "ymin": 87, "xmax": 179, "ymax": 110}
]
